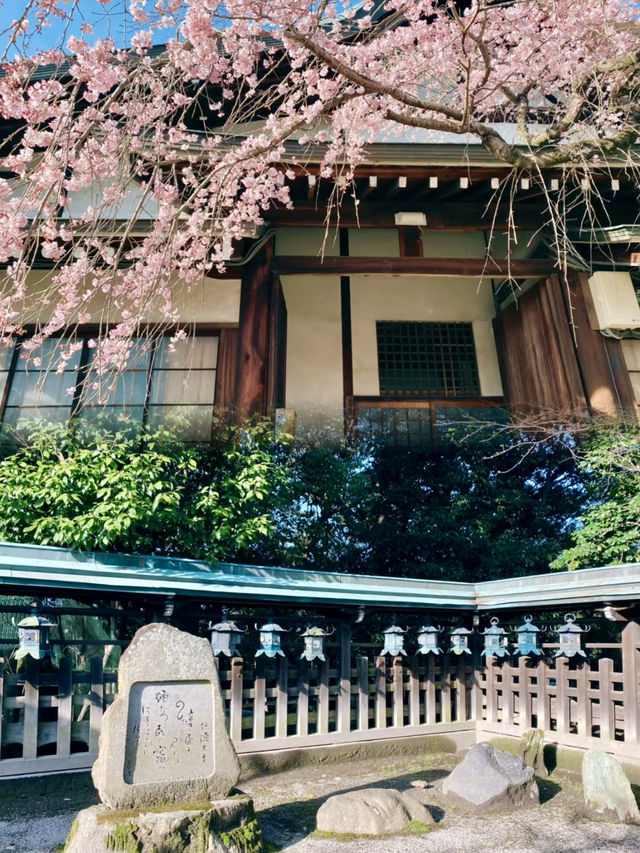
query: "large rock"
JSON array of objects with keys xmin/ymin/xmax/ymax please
[
  {"xmin": 442, "ymin": 742, "xmax": 539, "ymax": 810},
  {"xmin": 582, "ymin": 749, "xmax": 640, "ymax": 823},
  {"xmin": 63, "ymin": 794, "xmax": 263, "ymax": 853},
  {"xmin": 316, "ymin": 787, "xmax": 434, "ymax": 835},
  {"xmin": 92, "ymin": 623, "xmax": 240, "ymax": 811}
]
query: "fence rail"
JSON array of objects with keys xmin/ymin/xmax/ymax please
[
  {"xmin": 477, "ymin": 622, "xmax": 640, "ymax": 759},
  {"xmin": 1, "ymin": 621, "xmax": 639, "ymax": 777}
]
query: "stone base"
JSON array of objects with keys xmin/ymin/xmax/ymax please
[{"xmin": 62, "ymin": 793, "xmax": 264, "ymax": 853}]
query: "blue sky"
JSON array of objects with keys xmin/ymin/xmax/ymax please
[{"xmin": 0, "ymin": 0, "xmax": 175, "ymax": 55}]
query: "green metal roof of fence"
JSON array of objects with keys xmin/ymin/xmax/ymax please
[{"xmin": 0, "ymin": 541, "xmax": 637, "ymax": 611}]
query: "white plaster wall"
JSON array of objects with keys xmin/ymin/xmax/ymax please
[
  {"xmin": 422, "ymin": 231, "xmax": 486, "ymax": 257},
  {"xmin": 275, "ymin": 227, "xmax": 340, "ymax": 256},
  {"xmin": 7, "ymin": 271, "xmax": 240, "ymax": 326},
  {"xmin": 348, "ymin": 228, "xmax": 400, "ymax": 257},
  {"xmin": 350, "ymin": 276, "xmax": 503, "ymax": 397},
  {"xmin": 280, "ymin": 275, "xmax": 344, "ymax": 432},
  {"xmin": 622, "ymin": 339, "xmax": 640, "ymax": 406}
]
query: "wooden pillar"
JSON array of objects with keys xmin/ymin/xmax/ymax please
[
  {"xmin": 622, "ymin": 620, "xmax": 640, "ymax": 748},
  {"xmin": 235, "ymin": 241, "xmax": 274, "ymax": 422},
  {"xmin": 337, "ymin": 622, "xmax": 352, "ymax": 734}
]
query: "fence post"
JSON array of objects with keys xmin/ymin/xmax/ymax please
[
  {"xmin": 485, "ymin": 657, "xmax": 497, "ymax": 725},
  {"xmin": 622, "ymin": 620, "xmax": 640, "ymax": 748},
  {"xmin": 229, "ymin": 657, "xmax": 243, "ymax": 743},
  {"xmin": 56, "ymin": 657, "xmax": 73, "ymax": 758},
  {"xmin": 318, "ymin": 658, "xmax": 329, "ymax": 735},
  {"xmin": 470, "ymin": 648, "xmax": 483, "ymax": 726},
  {"xmin": 275, "ymin": 657, "xmax": 288, "ymax": 739},
  {"xmin": 337, "ymin": 623, "xmax": 351, "ymax": 734},
  {"xmin": 537, "ymin": 659, "xmax": 549, "ymax": 732},
  {"xmin": 253, "ymin": 656, "xmax": 266, "ymax": 740},
  {"xmin": 518, "ymin": 655, "xmax": 531, "ymax": 730},
  {"xmin": 409, "ymin": 656, "xmax": 420, "ymax": 726},
  {"xmin": 392, "ymin": 656, "xmax": 404, "ymax": 727},
  {"xmin": 22, "ymin": 658, "xmax": 40, "ymax": 760},
  {"xmin": 297, "ymin": 659, "xmax": 309, "ymax": 737},
  {"xmin": 89, "ymin": 657, "xmax": 103, "ymax": 754},
  {"xmin": 375, "ymin": 656, "xmax": 387, "ymax": 728},
  {"xmin": 440, "ymin": 655, "xmax": 451, "ymax": 723},
  {"xmin": 357, "ymin": 656, "xmax": 369, "ymax": 731},
  {"xmin": 425, "ymin": 655, "xmax": 437, "ymax": 724},
  {"xmin": 597, "ymin": 657, "xmax": 613, "ymax": 744}
]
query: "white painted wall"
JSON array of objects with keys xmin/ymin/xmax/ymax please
[
  {"xmin": 350, "ymin": 276, "xmax": 503, "ymax": 397},
  {"xmin": 275, "ymin": 227, "xmax": 340, "ymax": 256},
  {"xmin": 8, "ymin": 271, "xmax": 240, "ymax": 326},
  {"xmin": 280, "ymin": 274, "xmax": 344, "ymax": 432}
]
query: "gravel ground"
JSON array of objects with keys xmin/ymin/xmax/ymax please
[{"xmin": 2, "ymin": 750, "xmax": 640, "ymax": 852}]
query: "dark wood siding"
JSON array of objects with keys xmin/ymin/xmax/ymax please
[
  {"xmin": 215, "ymin": 328, "xmax": 239, "ymax": 416},
  {"xmin": 496, "ymin": 275, "xmax": 588, "ymax": 414}
]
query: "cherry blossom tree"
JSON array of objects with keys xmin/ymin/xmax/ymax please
[{"xmin": 0, "ymin": 0, "xmax": 639, "ymax": 372}]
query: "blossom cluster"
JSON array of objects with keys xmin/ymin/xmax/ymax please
[{"xmin": 0, "ymin": 0, "xmax": 637, "ymax": 372}]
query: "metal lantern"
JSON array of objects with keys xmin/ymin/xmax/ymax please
[
  {"xmin": 449, "ymin": 625, "xmax": 472, "ymax": 655},
  {"xmin": 255, "ymin": 622, "xmax": 288, "ymax": 658},
  {"xmin": 417, "ymin": 622, "xmax": 443, "ymax": 655},
  {"xmin": 481, "ymin": 617, "xmax": 510, "ymax": 658},
  {"xmin": 300, "ymin": 625, "xmax": 333, "ymax": 662},
  {"xmin": 15, "ymin": 608, "xmax": 55, "ymax": 661},
  {"xmin": 514, "ymin": 615, "xmax": 544, "ymax": 657},
  {"xmin": 380, "ymin": 623, "xmax": 407, "ymax": 656},
  {"xmin": 554, "ymin": 613, "xmax": 588, "ymax": 658},
  {"xmin": 209, "ymin": 620, "xmax": 245, "ymax": 657}
]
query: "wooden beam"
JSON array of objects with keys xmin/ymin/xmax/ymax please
[
  {"xmin": 269, "ymin": 202, "xmax": 546, "ymax": 231},
  {"xmin": 273, "ymin": 255, "xmax": 557, "ymax": 277}
]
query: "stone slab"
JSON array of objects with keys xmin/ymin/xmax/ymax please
[
  {"xmin": 316, "ymin": 787, "xmax": 434, "ymax": 835},
  {"xmin": 442, "ymin": 741, "xmax": 539, "ymax": 810},
  {"xmin": 92, "ymin": 623, "xmax": 240, "ymax": 810},
  {"xmin": 63, "ymin": 795, "xmax": 263, "ymax": 853},
  {"xmin": 582, "ymin": 749, "xmax": 640, "ymax": 823}
]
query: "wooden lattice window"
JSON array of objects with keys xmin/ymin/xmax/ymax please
[{"xmin": 376, "ymin": 321, "xmax": 480, "ymax": 397}]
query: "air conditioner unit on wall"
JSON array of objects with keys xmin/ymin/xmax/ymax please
[{"xmin": 587, "ymin": 272, "xmax": 640, "ymax": 330}]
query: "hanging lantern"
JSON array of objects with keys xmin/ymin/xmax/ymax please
[
  {"xmin": 416, "ymin": 622, "xmax": 443, "ymax": 655},
  {"xmin": 481, "ymin": 617, "xmax": 510, "ymax": 658},
  {"xmin": 514, "ymin": 615, "xmax": 544, "ymax": 657},
  {"xmin": 15, "ymin": 607, "xmax": 55, "ymax": 661},
  {"xmin": 380, "ymin": 623, "xmax": 407, "ymax": 656},
  {"xmin": 300, "ymin": 625, "xmax": 333, "ymax": 662},
  {"xmin": 554, "ymin": 613, "xmax": 588, "ymax": 658},
  {"xmin": 449, "ymin": 625, "xmax": 472, "ymax": 655},
  {"xmin": 255, "ymin": 622, "xmax": 288, "ymax": 658},
  {"xmin": 209, "ymin": 620, "xmax": 245, "ymax": 657}
]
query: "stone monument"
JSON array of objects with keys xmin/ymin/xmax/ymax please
[{"xmin": 63, "ymin": 623, "xmax": 264, "ymax": 853}]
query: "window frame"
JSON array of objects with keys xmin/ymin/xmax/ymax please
[
  {"xmin": 0, "ymin": 324, "xmax": 231, "ymax": 438},
  {"xmin": 375, "ymin": 320, "xmax": 482, "ymax": 398}
]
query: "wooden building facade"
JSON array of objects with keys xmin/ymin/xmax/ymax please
[{"xmin": 1, "ymin": 145, "xmax": 640, "ymax": 441}]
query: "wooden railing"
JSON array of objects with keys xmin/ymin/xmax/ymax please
[
  {"xmin": 216, "ymin": 652, "xmax": 477, "ymax": 754},
  {"xmin": 1, "ymin": 621, "xmax": 639, "ymax": 776},
  {"xmin": 347, "ymin": 397, "xmax": 505, "ymax": 446},
  {"xmin": 0, "ymin": 657, "xmax": 116, "ymax": 777},
  {"xmin": 477, "ymin": 622, "xmax": 640, "ymax": 760}
]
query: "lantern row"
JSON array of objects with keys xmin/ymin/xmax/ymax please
[
  {"xmin": 12, "ymin": 609, "xmax": 589, "ymax": 663},
  {"xmin": 209, "ymin": 614, "xmax": 589, "ymax": 662}
]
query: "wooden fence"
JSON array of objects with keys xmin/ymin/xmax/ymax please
[
  {"xmin": 477, "ymin": 621, "xmax": 640, "ymax": 760},
  {"xmin": 0, "ymin": 621, "xmax": 638, "ymax": 777},
  {"xmin": 0, "ymin": 656, "xmax": 117, "ymax": 777}
]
